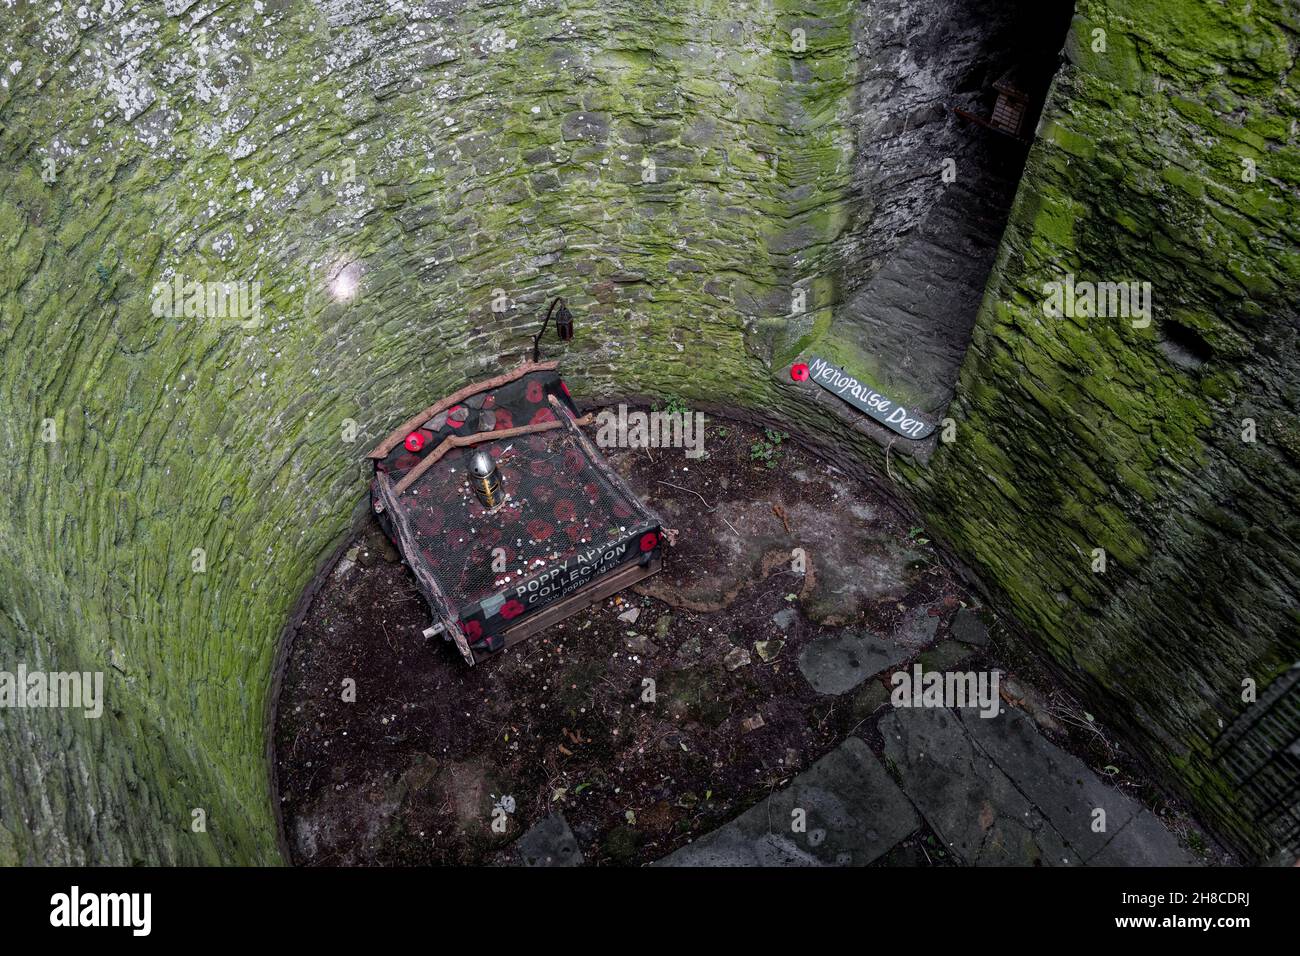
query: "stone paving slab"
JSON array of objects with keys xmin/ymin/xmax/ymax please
[
  {"xmin": 509, "ymin": 812, "xmax": 584, "ymax": 866},
  {"xmin": 880, "ymin": 707, "xmax": 1080, "ymax": 866},
  {"xmin": 956, "ymin": 705, "xmax": 1139, "ymax": 860},
  {"xmin": 957, "ymin": 706, "xmax": 1194, "ymax": 864},
  {"xmin": 1087, "ymin": 809, "xmax": 1197, "ymax": 867},
  {"xmin": 798, "ymin": 630, "xmax": 911, "ymax": 695},
  {"xmin": 882, "ymin": 705, "xmax": 1195, "ymax": 866},
  {"xmin": 658, "ymin": 736, "xmax": 918, "ymax": 866}
]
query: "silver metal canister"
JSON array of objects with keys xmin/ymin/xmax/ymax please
[{"xmin": 468, "ymin": 449, "xmax": 503, "ymax": 509}]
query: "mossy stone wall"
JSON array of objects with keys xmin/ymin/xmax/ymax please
[{"xmin": 0, "ymin": 0, "xmax": 1295, "ymax": 863}]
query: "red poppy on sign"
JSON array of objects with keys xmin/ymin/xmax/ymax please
[
  {"xmin": 526, "ymin": 380, "xmax": 544, "ymax": 404},
  {"xmin": 404, "ymin": 430, "xmax": 431, "ymax": 452},
  {"xmin": 500, "ymin": 599, "xmax": 525, "ymax": 620},
  {"xmin": 462, "ymin": 620, "xmax": 482, "ymax": 639},
  {"xmin": 527, "ymin": 519, "xmax": 554, "ymax": 542},
  {"xmin": 639, "ymin": 531, "xmax": 659, "ymax": 552},
  {"xmin": 790, "ymin": 362, "xmax": 810, "ymax": 382}
]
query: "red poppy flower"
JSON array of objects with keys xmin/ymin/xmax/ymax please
[
  {"xmin": 526, "ymin": 380, "xmax": 544, "ymax": 403},
  {"xmin": 529, "ymin": 459, "xmax": 554, "ymax": 478},
  {"xmin": 500, "ymin": 599, "xmax": 525, "ymax": 620},
  {"xmin": 404, "ymin": 430, "xmax": 428, "ymax": 452},
  {"xmin": 639, "ymin": 531, "xmax": 659, "ymax": 552},
  {"xmin": 564, "ymin": 449, "xmax": 585, "ymax": 473},
  {"xmin": 565, "ymin": 524, "xmax": 585, "ymax": 543},
  {"xmin": 527, "ymin": 519, "xmax": 554, "ymax": 541},
  {"xmin": 533, "ymin": 484, "xmax": 554, "ymax": 505},
  {"xmin": 613, "ymin": 501, "xmax": 633, "ymax": 518},
  {"xmin": 530, "ymin": 407, "xmax": 556, "ymax": 426},
  {"xmin": 554, "ymin": 500, "xmax": 576, "ymax": 523},
  {"xmin": 493, "ymin": 409, "xmax": 514, "ymax": 431},
  {"xmin": 447, "ymin": 406, "xmax": 466, "ymax": 428},
  {"xmin": 462, "ymin": 620, "xmax": 482, "ymax": 639},
  {"xmin": 790, "ymin": 362, "xmax": 810, "ymax": 382}
]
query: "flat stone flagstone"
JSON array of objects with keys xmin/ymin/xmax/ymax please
[
  {"xmin": 657, "ymin": 736, "xmax": 918, "ymax": 866},
  {"xmin": 880, "ymin": 706, "xmax": 1080, "ymax": 866},
  {"xmin": 881, "ymin": 705, "xmax": 1196, "ymax": 866},
  {"xmin": 949, "ymin": 608, "xmax": 990, "ymax": 646},
  {"xmin": 509, "ymin": 812, "xmax": 584, "ymax": 867},
  {"xmin": 956, "ymin": 706, "xmax": 1195, "ymax": 865},
  {"xmin": 798, "ymin": 630, "xmax": 911, "ymax": 695}
]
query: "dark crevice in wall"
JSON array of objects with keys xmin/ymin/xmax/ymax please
[
  {"xmin": 1159, "ymin": 320, "xmax": 1215, "ymax": 369},
  {"xmin": 819, "ymin": 0, "xmax": 1075, "ymax": 423}
]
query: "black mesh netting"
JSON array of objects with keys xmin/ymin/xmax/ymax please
[{"xmin": 372, "ymin": 368, "xmax": 661, "ymax": 664}]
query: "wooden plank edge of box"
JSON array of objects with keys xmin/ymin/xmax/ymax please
[{"xmin": 469, "ymin": 555, "xmax": 663, "ymax": 665}]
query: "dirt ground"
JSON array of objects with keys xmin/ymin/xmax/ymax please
[{"xmin": 272, "ymin": 410, "xmax": 1225, "ymax": 866}]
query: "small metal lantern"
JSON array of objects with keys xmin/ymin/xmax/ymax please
[
  {"xmin": 468, "ymin": 449, "xmax": 504, "ymax": 509},
  {"xmin": 533, "ymin": 297, "xmax": 574, "ymax": 361},
  {"xmin": 554, "ymin": 300, "xmax": 574, "ymax": 341}
]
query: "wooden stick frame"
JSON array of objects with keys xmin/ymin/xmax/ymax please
[
  {"xmin": 391, "ymin": 411, "xmax": 593, "ymax": 496},
  {"xmin": 366, "ymin": 360, "xmax": 560, "ymax": 460}
]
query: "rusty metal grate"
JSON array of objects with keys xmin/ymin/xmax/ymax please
[{"xmin": 1215, "ymin": 663, "xmax": 1300, "ymax": 860}]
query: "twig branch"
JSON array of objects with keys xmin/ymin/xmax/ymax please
[{"xmin": 655, "ymin": 480, "xmax": 740, "ymax": 536}]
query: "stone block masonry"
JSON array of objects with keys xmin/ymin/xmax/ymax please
[{"xmin": 0, "ymin": 0, "xmax": 1295, "ymax": 863}]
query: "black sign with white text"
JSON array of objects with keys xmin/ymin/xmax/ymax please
[{"xmin": 806, "ymin": 356, "xmax": 936, "ymax": 440}]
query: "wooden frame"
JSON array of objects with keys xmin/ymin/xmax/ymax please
[
  {"xmin": 470, "ymin": 556, "xmax": 661, "ymax": 664},
  {"xmin": 391, "ymin": 411, "xmax": 594, "ymax": 495},
  {"xmin": 366, "ymin": 360, "xmax": 560, "ymax": 460},
  {"xmin": 371, "ymin": 368, "xmax": 665, "ymax": 666}
]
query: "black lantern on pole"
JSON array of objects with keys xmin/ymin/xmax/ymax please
[
  {"xmin": 532, "ymin": 297, "xmax": 574, "ymax": 361},
  {"xmin": 554, "ymin": 300, "xmax": 574, "ymax": 341}
]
